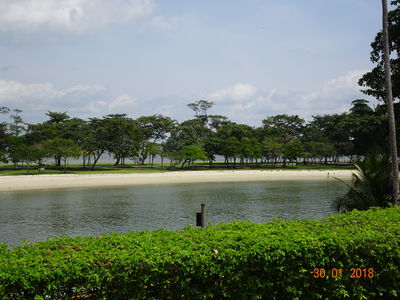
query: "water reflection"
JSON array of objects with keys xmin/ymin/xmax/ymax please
[{"xmin": 0, "ymin": 180, "xmax": 347, "ymax": 247}]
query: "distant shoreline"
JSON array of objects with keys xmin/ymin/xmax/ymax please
[{"xmin": 0, "ymin": 170, "xmax": 354, "ymax": 192}]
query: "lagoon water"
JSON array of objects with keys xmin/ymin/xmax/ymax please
[{"xmin": 0, "ymin": 180, "xmax": 347, "ymax": 247}]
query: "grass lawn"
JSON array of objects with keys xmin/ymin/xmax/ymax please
[
  {"xmin": 0, "ymin": 162, "xmax": 355, "ymax": 176},
  {"xmin": 0, "ymin": 166, "xmax": 167, "ymax": 176}
]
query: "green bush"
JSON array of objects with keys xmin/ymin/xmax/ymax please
[{"xmin": 1, "ymin": 207, "xmax": 399, "ymax": 299}]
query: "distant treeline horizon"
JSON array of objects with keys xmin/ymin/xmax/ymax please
[{"xmin": 0, "ymin": 98, "xmax": 398, "ymax": 170}]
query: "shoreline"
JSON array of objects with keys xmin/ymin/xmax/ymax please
[{"xmin": 0, "ymin": 170, "xmax": 354, "ymax": 192}]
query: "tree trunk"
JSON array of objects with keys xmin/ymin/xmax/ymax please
[
  {"xmin": 181, "ymin": 159, "xmax": 188, "ymax": 169},
  {"xmin": 91, "ymin": 151, "xmax": 104, "ymax": 170},
  {"xmin": 382, "ymin": 0, "xmax": 400, "ymax": 205}
]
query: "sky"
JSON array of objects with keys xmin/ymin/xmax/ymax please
[{"xmin": 0, "ymin": 0, "xmax": 385, "ymax": 126}]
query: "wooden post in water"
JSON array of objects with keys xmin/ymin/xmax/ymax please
[{"xmin": 201, "ymin": 203, "xmax": 206, "ymax": 229}]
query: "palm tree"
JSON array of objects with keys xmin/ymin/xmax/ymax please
[
  {"xmin": 382, "ymin": 0, "xmax": 400, "ymax": 205},
  {"xmin": 333, "ymin": 154, "xmax": 392, "ymax": 213}
]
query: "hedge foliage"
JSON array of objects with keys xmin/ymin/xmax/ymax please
[{"xmin": 0, "ymin": 207, "xmax": 399, "ymax": 299}]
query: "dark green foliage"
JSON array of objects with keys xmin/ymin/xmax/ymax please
[
  {"xmin": 5, "ymin": 136, "xmax": 44, "ymax": 167},
  {"xmin": 309, "ymin": 113, "xmax": 352, "ymax": 158},
  {"xmin": 179, "ymin": 145, "xmax": 207, "ymax": 164},
  {"xmin": 348, "ymin": 100, "xmax": 386, "ymax": 156},
  {"xmin": 283, "ymin": 138, "xmax": 304, "ymax": 161},
  {"xmin": 98, "ymin": 114, "xmax": 142, "ymax": 165},
  {"xmin": 333, "ymin": 154, "xmax": 392, "ymax": 213},
  {"xmin": 262, "ymin": 114, "xmax": 305, "ymax": 140},
  {"xmin": 0, "ymin": 99, "xmax": 396, "ymax": 169},
  {"xmin": 359, "ymin": 1, "xmax": 400, "ymax": 101},
  {"xmin": 187, "ymin": 100, "xmax": 214, "ymax": 118},
  {"xmin": 0, "ymin": 207, "xmax": 399, "ymax": 299},
  {"xmin": 0, "ymin": 127, "xmax": 6, "ymax": 162}
]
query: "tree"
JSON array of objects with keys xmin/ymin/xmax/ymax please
[
  {"xmin": 6, "ymin": 136, "xmax": 31, "ymax": 168},
  {"xmin": 100, "ymin": 114, "xmax": 141, "ymax": 165},
  {"xmin": 203, "ymin": 135, "xmax": 222, "ymax": 165},
  {"xmin": 0, "ymin": 108, "xmax": 7, "ymax": 162},
  {"xmin": 347, "ymin": 99, "xmax": 386, "ymax": 156},
  {"xmin": 358, "ymin": 1, "xmax": 400, "ymax": 205},
  {"xmin": 0, "ymin": 130, "xmax": 6, "ymax": 163},
  {"xmin": 309, "ymin": 114, "xmax": 352, "ymax": 161},
  {"xmin": 164, "ymin": 119, "xmax": 210, "ymax": 163},
  {"xmin": 382, "ymin": 0, "xmax": 400, "ymax": 205},
  {"xmin": 214, "ymin": 122, "xmax": 257, "ymax": 166},
  {"xmin": 136, "ymin": 115, "xmax": 175, "ymax": 165},
  {"xmin": 23, "ymin": 146, "xmax": 45, "ymax": 173},
  {"xmin": 333, "ymin": 154, "xmax": 392, "ymax": 213},
  {"xmin": 8, "ymin": 109, "xmax": 26, "ymax": 136},
  {"xmin": 304, "ymin": 141, "xmax": 335, "ymax": 164},
  {"xmin": 263, "ymin": 137, "xmax": 283, "ymax": 166},
  {"xmin": 179, "ymin": 145, "xmax": 208, "ymax": 168},
  {"xmin": 45, "ymin": 111, "xmax": 70, "ymax": 124},
  {"xmin": 25, "ymin": 111, "xmax": 72, "ymax": 166},
  {"xmin": 239, "ymin": 137, "xmax": 262, "ymax": 165},
  {"xmin": 147, "ymin": 142, "xmax": 161, "ymax": 167},
  {"xmin": 78, "ymin": 118, "xmax": 107, "ymax": 169},
  {"xmin": 221, "ymin": 137, "xmax": 241, "ymax": 166},
  {"xmin": 216, "ymin": 122, "xmax": 255, "ymax": 141},
  {"xmin": 359, "ymin": 1, "xmax": 400, "ymax": 101},
  {"xmin": 262, "ymin": 114, "xmax": 305, "ymax": 141},
  {"xmin": 207, "ymin": 115, "xmax": 229, "ymax": 131},
  {"xmin": 17, "ymin": 143, "xmax": 45, "ymax": 173},
  {"xmin": 283, "ymin": 139, "xmax": 305, "ymax": 166},
  {"xmin": 5, "ymin": 136, "xmax": 45, "ymax": 172},
  {"xmin": 187, "ymin": 100, "xmax": 214, "ymax": 118},
  {"xmin": 43, "ymin": 138, "xmax": 81, "ymax": 173}
]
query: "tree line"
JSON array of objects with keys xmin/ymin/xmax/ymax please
[{"xmin": 0, "ymin": 98, "xmax": 397, "ymax": 171}]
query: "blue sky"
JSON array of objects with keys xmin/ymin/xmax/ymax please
[{"xmin": 0, "ymin": 0, "xmax": 384, "ymax": 126}]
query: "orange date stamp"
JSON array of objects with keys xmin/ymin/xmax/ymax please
[{"xmin": 312, "ymin": 268, "xmax": 375, "ymax": 279}]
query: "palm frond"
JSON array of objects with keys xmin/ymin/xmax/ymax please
[{"xmin": 333, "ymin": 153, "xmax": 392, "ymax": 213}]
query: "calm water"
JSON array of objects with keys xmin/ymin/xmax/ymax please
[{"xmin": 0, "ymin": 180, "xmax": 347, "ymax": 247}]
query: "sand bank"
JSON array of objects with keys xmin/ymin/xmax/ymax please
[{"xmin": 0, "ymin": 170, "xmax": 354, "ymax": 192}]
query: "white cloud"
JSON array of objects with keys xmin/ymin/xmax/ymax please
[
  {"xmin": 0, "ymin": 80, "xmax": 105, "ymax": 102},
  {"xmin": 258, "ymin": 70, "xmax": 373, "ymax": 118},
  {"xmin": 108, "ymin": 94, "xmax": 136, "ymax": 111},
  {"xmin": 145, "ymin": 16, "xmax": 179, "ymax": 31},
  {"xmin": 302, "ymin": 69, "xmax": 369, "ymax": 103},
  {"xmin": 207, "ymin": 83, "xmax": 258, "ymax": 102},
  {"xmin": 0, "ymin": 79, "xmax": 139, "ymax": 122},
  {"xmin": 201, "ymin": 70, "xmax": 375, "ymax": 126},
  {"xmin": 326, "ymin": 70, "xmax": 367, "ymax": 90},
  {"xmin": 0, "ymin": 0, "xmax": 155, "ymax": 34},
  {"xmin": 0, "ymin": 70, "xmax": 374, "ymax": 126}
]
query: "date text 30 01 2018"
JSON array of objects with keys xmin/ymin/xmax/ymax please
[{"xmin": 312, "ymin": 268, "xmax": 375, "ymax": 279}]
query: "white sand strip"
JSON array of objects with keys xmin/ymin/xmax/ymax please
[{"xmin": 0, "ymin": 170, "xmax": 354, "ymax": 192}]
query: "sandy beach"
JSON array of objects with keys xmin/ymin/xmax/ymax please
[{"xmin": 0, "ymin": 170, "xmax": 354, "ymax": 192}]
